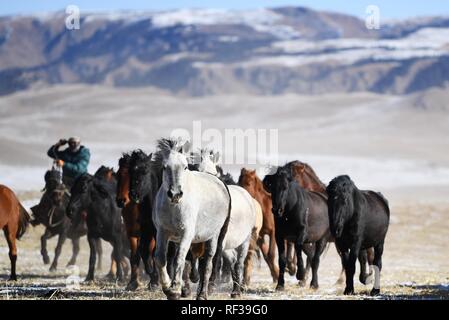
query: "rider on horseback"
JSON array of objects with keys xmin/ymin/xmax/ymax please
[{"xmin": 47, "ymin": 137, "xmax": 90, "ymax": 188}]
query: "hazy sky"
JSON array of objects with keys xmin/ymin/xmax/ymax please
[{"xmin": 1, "ymin": 0, "xmax": 449, "ymax": 19}]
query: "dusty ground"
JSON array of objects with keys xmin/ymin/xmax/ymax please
[{"xmin": 0, "ymin": 194, "xmax": 448, "ymax": 300}]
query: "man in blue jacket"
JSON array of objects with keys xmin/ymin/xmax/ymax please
[{"xmin": 47, "ymin": 136, "xmax": 90, "ymax": 187}]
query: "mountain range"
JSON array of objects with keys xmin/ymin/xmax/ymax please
[{"xmin": 1, "ymin": 7, "xmax": 449, "ymax": 96}]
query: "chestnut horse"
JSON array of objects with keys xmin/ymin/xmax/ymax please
[
  {"xmin": 0, "ymin": 185, "xmax": 30, "ymax": 280},
  {"xmin": 238, "ymin": 168, "xmax": 279, "ymax": 283}
]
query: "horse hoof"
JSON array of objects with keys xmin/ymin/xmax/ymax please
[
  {"xmin": 49, "ymin": 265, "xmax": 57, "ymax": 272},
  {"xmin": 190, "ymin": 271, "xmax": 200, "ymax": 283},
  {"xmin": 370, "ymin": 288, "xmax": 380, "ymax": 296},
  {"xmin": 181, "ymin": 287, "xmax": 191, "ymax": 298},
  {"xmin": 196, "ymin": 295, "xmax": 207, "ymax": 301},
  {"xmin": 288, "ymin": 267, "xmax": 296, "ymax": 276},
  {"xmin": 43, "ymin": 257, "xmax": 50, "ymax": 265},
  {"xmin": 148, "ymin": 282, "xmax": 160, "ymax": 292},
  {"xmin": 8, "ymin": 275, "xmax": 17, "ymax": 281},
  {"xmin": 310, "ymin": 283, "xmax": 319, "ymax": 290},
  {"xmin": 84, "ymin": 278, "xmax": 94, "ymax": 283},
  {"xmin": 298, "ymin": 280, "xmax": 306, "ymax": 287},
  {"xmin": 208, "ymin": 283, "xmax": 216, "ymax": 295},
  {"xmin": 126, "ymin": 280, "xmax": 140, "ymax": 291},
  {"xmin": 275, "ymin": 284, "xmax": 284, "ymax": 291},
  {"xmin": 163, "ymin": 289, "xmax": 180, "ymax": 300},
  {"xmin": 361, "ymin": 273, "xmax": 374, "ymax": 285},
  {"xmin": 231, "ymin": 292, "xmax": 241, "ymax": 299},
  {"xmin": 343, "ymin": 287, "xmax": 354, "ymax": 295}
]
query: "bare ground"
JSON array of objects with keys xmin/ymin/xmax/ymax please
[{"xmin": 1, "ymin": 197, "xmax": 448, "ymax": 300}]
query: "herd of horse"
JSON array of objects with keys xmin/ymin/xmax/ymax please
[{"xmin": 0, "ymin": 137, "xmax": 390, "ymax": 299}]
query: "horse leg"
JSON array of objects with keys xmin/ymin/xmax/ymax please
[
  {"xmin": 168, "ymin": 235, "xmax": 191, "ymax": 300},
  {"xmin": 189, "ymin": 256, "xmax": 200, "ymax": 283},
  {"xmin": 139, "ymin": 233, "xmax": 157, "ymax": 289},
  {"xmin": 40, "ymin": 229, "xmax": 52, "ymax": 265},
  {"xmin": 181, "ymin": 253, "xmax": 192, "ymax": 298},
  {"xmin": 126, "ymin": 236, "xmax": 141, "ymax": 291},
  {"xmin": 370, "ymin": 242, "xmax": 384, "ymax": 296},
  {"xmin": 197, "ymin": 239, "xmax": 216, "ymax": 300},
  {"xmin": 67, "ymin": 237, "xmax": 80, "ymax": 266},
  {"xmin": 95, "ymin": 238, "xmax": 103, "ymax": 271},
  {"xmin": 221, "ymin": 255, "xmax": 232, "ymax": 284},
  {"xmin": 243, "ymin": 248, "xmax": 255, "ymax": 289},
  {"xmin": 294, "ymin": 240, "xmax": 306, "ymax": 287},
  {"xmin": 268, "ymin": 232, "xmax": 280, "ymax": 282},
  {"xmin": 154, "ymin": 231, "xmax": 172, "ymax": 299},
  {"xmin": 112, "ymin": 239, "xmax": 124, "ymax": 281},
  {"xmin": 167, "ymin": 241, "xmax": 178, "ymax": 280},
  {"xmin": 310, "ymin": 238, "xmax": 327, "ymax": 289},
  {"xmin": 302, "ymin": 243, "xmax": 315, "ymax": 282},
  {"xmin": 336, "ymin": 246, "xmax": 346, "ymax": 285},
  {"xmin": 4, "ymin": 228, "xmax": 18, "ymax": 281},
  {"xmin": 232, "ymin": 238, "xmax": 251, "ymax": 298},
  {"xmin": 344, "ymin": 244, "xmax": 360, "ymax": 295},
  {"xmin": 358, "ymin": 249, "xmax": 372, "ymax": 285},
  {"xmin": 275, "ymin": 233, "xmax": 286, "ymax": 291},
  {"xmin": 85, "ymin": 236, "xmax": 97, "ymax": 282},
  {"xmin": 50, "ymin": 233, "xmax": 67, "ymax": 272},
  {"xmin": 286, "ymin": 241, "xmax": 297, "ymax": 276}
]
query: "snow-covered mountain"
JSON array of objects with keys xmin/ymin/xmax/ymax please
[{"xmin": 1, "ymin": 6, "xmax": 449, "ymax": 96}]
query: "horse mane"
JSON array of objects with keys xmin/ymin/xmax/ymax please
[
  {"xmin": 118, "ymin": 152, "xmax": 132, "ymax": 167},
  {"xmin": 286, "ymin": 160, "xmax": 327, "ymax": 190},
  {"xmin": 326, "ymin": 175, "xmax": 355, "ymax": 198}
]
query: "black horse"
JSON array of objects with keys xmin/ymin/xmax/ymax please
[
  {"xmin": 327, "ymin": 175, "xmax": 390, "ymax": 296},
  {"xmin": 128, "ymin": 150, "xmax": 163, "ymax": 289},
  {"xmin": 31, "ymin": 169, "xmax": 103, "ymax": 271},
  {"xmin": 67, "ymin": 166, "xmax": 129, "ymax": 281},
  {"xmin": 267, "ymin": 169, "xmax": 330, "ymax": 290}
]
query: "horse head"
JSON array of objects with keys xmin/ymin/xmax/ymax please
[
  {"xmin": 129, "ymin": 150, "xmax": 153, "ymax": 204},
  {"xmin": 156, "ymin": 137, "xmax": 191, "ymax": 204},
  {"xmin": 326, "ymin": 175, "xmax": 355, "ymax": 238},
  {"xmin": 116, "ymin": 153, "xmax": 132, "ymax": 208},
  {"xmin": 67, "ymin": 174, "xmax": 92, "ymax": 221},
  {"xmin": 269, "ymin": 169, "xmax": 291, "ymax": 218}
]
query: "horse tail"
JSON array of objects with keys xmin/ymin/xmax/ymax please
[
  {"xmin": 212, "ymin": 180, "xmax": 232, "ymax": 271},
  {"xmin": 17, "ymin": 202, "xmax": 31, "ymax": 240}
]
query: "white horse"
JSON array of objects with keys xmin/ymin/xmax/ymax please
[
  {"xmin": 195, "ymin": 149, "xmax": 260, "ymax": 296},
  {"xmin": 152, "ymin": 139, "xmax": 231, "ymax": 300}
]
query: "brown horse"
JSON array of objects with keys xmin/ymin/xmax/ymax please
[
  {"xmin": 238, "ymin": 168, "xmax": 279, "ymax": 283},
  {"xmin": 0, "ymin": 185, "xmax": 30, "ymax": 280},
  {"xmin": 273, "ymin": 161, "xmax": 374, "ymax": 285},
  {"xmin": 116, "ymin": 153, "xmax": 154, "ymax": 290}
]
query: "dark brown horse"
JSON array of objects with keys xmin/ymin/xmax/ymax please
[
  {"xmin": 0, "ymin": 185, "xmax": 30, "ymax": 280},
  {"xmin": 238, "ymin": 168, "xmax": 279, "ymax": 283}
]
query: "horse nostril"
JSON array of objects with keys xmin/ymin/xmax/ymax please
[
  {"xmin": 179, "ymin": 191, "xmax": 183, "ymax": 198},
  {"xmin": 167, "ymin": 189, "xmax": 173, "ymax": 199}
]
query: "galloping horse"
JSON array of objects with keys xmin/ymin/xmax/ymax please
[
  {"xmin": 327, "ymin": 175, "xmax": 390, "ymax": 295},
  {"xmin": 264, "ymin": 161, "xmax": 374, "ymax": 285},
  {"xmin": 31, "ymin": 169, "xmax": 104, "ymax": 272},
  {"xmin": 0, "ymin": 185, "xmax": 30, "ymax": 280},
  {"xmin": 153, "ymin": 138, "xmax": 232, "ymax": 300},
  {"xmin": 238, "ymin": 168, "xmax": 279, "ymax": 283},
  {"xmin": 266, "ymin": 168, "xmax": 330, "ymax": 290},
  {"xmin": 193, "ymin": 149, "xmax": 263, "ymax": 290},
  {"xmin": 116, "ymin": 152, "xmax": 150, "ymax": 290},
  {"xmin": 67, "ymin": 167, "xmax": 129, "ymax": 281}
]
